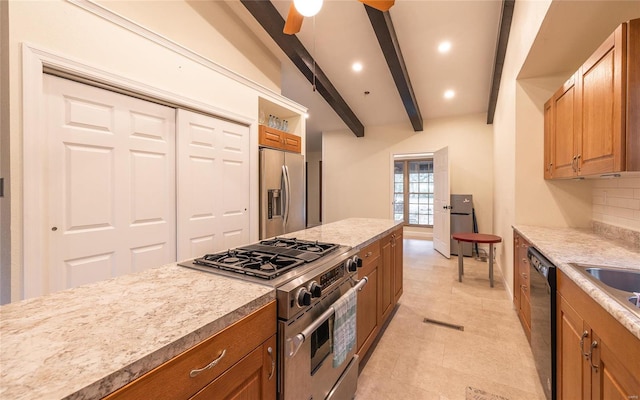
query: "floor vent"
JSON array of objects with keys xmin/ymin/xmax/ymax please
[{"xmin": 423, "ymin": 318, "xmax": 464, "ymax": 331}]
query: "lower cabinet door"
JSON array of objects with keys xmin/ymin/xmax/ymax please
[
  {"xmin": 191, "ymin": 335, "xmax": 276, "ymax": 400},
  {"xmin": 357, "ymin": 265, "xmax": 379, "ymax": 358},
  {"xmin": 591, "ymin": 333, "xmax": 640, "ymax": 400}
]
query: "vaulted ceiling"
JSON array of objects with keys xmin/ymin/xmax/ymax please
[{"xmin": 231, "ymin": 0, "xmax": 508, "ymax": 150}]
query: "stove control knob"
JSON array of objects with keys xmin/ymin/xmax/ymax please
[
  {"xmin": 353, "ymin": 255, "xmax": 363, "ymax": 268},
  {"xmin": 346, "ymin": 259, "xmax": 356, "ymax": 272},
  {"xmin": 296, "ymin": 288, "xmax": 312, "ymax": 307},
  {"xmin": 308, "ymin": 281, "xmax": 322, "ymax": 298}
]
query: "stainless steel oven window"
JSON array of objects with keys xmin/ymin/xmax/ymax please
[{"xmin": 310, "ymin": 316, "xmax": 333, "ymax": 375}]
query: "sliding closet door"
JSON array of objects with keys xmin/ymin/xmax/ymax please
[
  {"xmin": 43, "ymin": 74, "xmax": 176, "ymax": 293},
  {"xmin": 176, "ymin": 110, "xmax": 250, "ymax": 260}
]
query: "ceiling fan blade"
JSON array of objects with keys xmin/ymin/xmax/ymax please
[
  {"xmin": 359, "ymin": 0, "xmax": 395, "ymax": 12},
  {"xmin": 283, "ymin": 3, "xmax": 304, "ymax": 35}
]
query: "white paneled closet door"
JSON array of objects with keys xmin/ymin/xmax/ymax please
[
  {"xmin": 44, "ymin": 75, "xmax": 176, "ymax": 293},
  {"xmin": 177, "ymin": 110, "xmax": 250, "ymax": 261}
]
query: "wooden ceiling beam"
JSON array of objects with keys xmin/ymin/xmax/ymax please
[
  {"xmin": 240, "ymin": 0, "xmax": 365, "ymax": 137},
  {"xmin": 364, "ymin": 5, "xmax": 423, "ymax": 131},
  {"xmin": 487, "ymin": 0, "xmax": 515, "ymax": 124}
]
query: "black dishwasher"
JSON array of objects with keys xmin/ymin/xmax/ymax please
[{"xmin": 527, "ymin": 247, "xmax": 557, "ymax": 400}]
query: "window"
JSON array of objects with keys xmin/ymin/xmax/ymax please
[{"xmin": 394, "ymin": 159, "xmax": 434, "ymax": 226}]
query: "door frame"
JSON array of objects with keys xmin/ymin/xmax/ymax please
[{"xmin": 21, "ymin": 44, "xmax": 255, "ymax": 299}]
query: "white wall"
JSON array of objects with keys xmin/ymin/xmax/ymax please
[
  {"xmin": 306, "ymin": 151, "xmax": 322, "ymax": 227},
  {"xmin": 515, "ymin": 77, "xmax": 593, "ymax": 228},
  {"xmin": 493, "ymin": 0, "xmax": 640, "ymax": 299},
  {"xmin": 5, "ymin": 0, "xmax": 289, "ymax": 302},
  {"xmin": 322, "ymin": 113, "xmax": 494, "ymax": 238},
  {"xmin": 492, "ymin": 0, "xmax": 552, "ymax": 298},
  {"xmin": 0, "ymin": 0, "xmax": 10, "ymax": 304},
  {"xmin": 593, "ymin": 176, "xmax": 640, "ymax": 231}
]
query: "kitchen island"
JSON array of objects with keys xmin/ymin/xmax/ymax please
[{"xmin": 0, "ymin": 218, "xmax": 401, "ymax": 400}]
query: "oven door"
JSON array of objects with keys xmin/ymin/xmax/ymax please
[{"xmin": 279, "ymin": 278, "xmax": 358, "ymax": 400}]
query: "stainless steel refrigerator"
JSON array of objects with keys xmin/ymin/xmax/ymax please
[
  {"xmin": 259, "ymin": 148, "xmax": 305, "ymax": 239},
  {"xmin": 450, "ymin": 194, "xmax": 474, "ymax": 256}
]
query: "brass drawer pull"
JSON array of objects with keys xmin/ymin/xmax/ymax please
[
  {"xmin": 579, "ymin": 331, "xmax": 590, "ymax": 359},
  {"xmin": 190, "ymin": 349, "xmax": 227, "ymax": 378},
  {"xmin": 589, "ymin": 341, "xmax": 599, "ymax": 372},
  {"xmin": 267, "ymin": 346, "xmax": 275, "ymax": 381}
]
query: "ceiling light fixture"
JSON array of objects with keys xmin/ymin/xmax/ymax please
[
  {"xmin": 438, "ymin": 41, "xmax": 452, "ymax": 53},
  {"xmin": 352, "ymin": 62, "xmax": 363, "ymax": 72},
  {"xmin": 293, "ymin": 0, "xmax": 323, "ymax": 17},
  {"xmin": 444, "ymin": 90, "xmax": 455, "ymax": 99}
]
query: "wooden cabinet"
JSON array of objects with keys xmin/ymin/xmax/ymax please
[
  {"xmin": 258, "ymin": 125, "xmax": 301, "ymax": 153},
  {"xmin": 191, "ymin": 335, "xmax": 276, "ymax": 400},
  {"xmin": 393, "ymin": 229, "xmax": 403, "ymax": 303},
  {"xmin": 556, "ymin": 271, "xmax": 640, "ymax": 400},
  {"xmin": 356, "ymin": 226, "xmax": 403, "ymax": 361},
  {"xmin": 544, "ymin": 19, "xmax": 640, "ymax": 179},
  {"xmin": 380, "ymin": 227, "xmax": 403, "ymax": 324},
  {"xmin": 380, "ymin": 234, "xmax": 394, "ymax": 324},
  {"xmin": 356, "ymin": 240, "xmax": 381, "ymax": 359},
  {"xmin": 513, "ymin": 231, "xmax": 531, "ymax": 342},
  {"xmin": 546, "ymin": 75, "xmax": 579, "ymax": 179},
  {"xmin": 104, "ymin": 301, "xmax": 277, "ymax": 400}
]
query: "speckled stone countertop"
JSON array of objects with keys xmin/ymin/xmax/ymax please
[
  {"xmin": 283, "ymin": 218, "xmax": 403, "ymax": 249},
  {"xmin": 0, "ymin": 264, "xmax": 275, "ymax": 400},
  {"xmin": 513, "ymin": 225, "xmax": 640, "ymax": 339}
]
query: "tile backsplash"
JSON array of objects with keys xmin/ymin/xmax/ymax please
[{"xmin": 592, "ymin": 176, "xmax": 640, "ymax": 232}]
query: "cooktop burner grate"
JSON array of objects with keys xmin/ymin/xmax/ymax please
[
  {"xmin": 189, "ymin": 238, "xmax": 341, "ymax": 280},
  {"xmin": 195, "ymin": 250, "xmax": 305, "ymax": 280}
]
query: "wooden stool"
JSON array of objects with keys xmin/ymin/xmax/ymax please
[{"xmin": 451, "ymin": 233, "xmax": 502, "ymax": 287}]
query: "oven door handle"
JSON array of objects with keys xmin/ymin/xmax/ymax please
[{"xmin": 286, "ymin": 276, "xmax": 368, "ymax": 358}]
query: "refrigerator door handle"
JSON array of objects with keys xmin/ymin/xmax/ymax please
[{"xmin": 282, "ymin": 165, "xmax": 291, "ymax": 228}]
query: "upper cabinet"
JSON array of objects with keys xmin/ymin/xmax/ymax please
[
  {"xmin": 544, "ymin": 19, "xmax": 640, "ymax": 179},
  {"xmin": 258, "ymin": 97, "xmax": 304, "ymax": 153}
]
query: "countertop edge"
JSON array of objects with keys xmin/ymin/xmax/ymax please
[
  {"xmin": 512, "ymin": 225, "xmax": 640, "ymax": 340},
  {"xmin": 354, "ymin": 221, "xmax": 404, "ymax": 250},
  {"xmin": 78, "ymin": 291, "xmax": 276, "ymax": 400}
]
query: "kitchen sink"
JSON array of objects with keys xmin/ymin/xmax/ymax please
[
  {"xmin": 584, "ymin": 267, "xmax": 640, "ymax": 293},
  {"xmin": 570, "ymin": 263, "xmax": 640, "ymax": 317}
]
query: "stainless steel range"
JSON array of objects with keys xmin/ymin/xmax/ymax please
[{"xmin": 179, "ymin": 237, "xmax": 367, "ymax": 400}]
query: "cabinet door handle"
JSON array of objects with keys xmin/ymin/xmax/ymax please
[
  {"xmin": 521, "ymin": 273, "xmax": 527, "ymax": 280},
  {"xmin": 365, "ymin": 251, "xmax": 372, "ymax": 258},
  {"xmin": 520, "ymin": 285, "xmax": 527, "ymax": 292},
  {"xmin": 589, "ymin": 340, "xmax": 599, "ymax": 372},
  {"xmin": 579, "ymin": 331, "xmax": 590, "ymax": 359},
  {"xmin": 576, "ymin": 154, "xmax": 581, "ymax": 171},
  {"xmin": 189, "ymin": 349, "xmax": 227, "ymax": 378},
  {"xmin": 267, "ymin": 346, "xmax": 275, "ymax": 381},
  {"xmin": 571, "ymin": 155, "xmax": 577, "ymax": 172},
  {"xmin": 548, "ymin": 162, "xmax": 553, "ymax": 172}
]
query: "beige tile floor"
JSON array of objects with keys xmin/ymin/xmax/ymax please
[{"xmin": 355, "ymin": 238, "xmax": 546, "ymax": 400}]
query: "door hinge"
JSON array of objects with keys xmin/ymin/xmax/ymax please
[{"xmin": 0, "ymin": 177, "xmax": 4, "ymax": 197}]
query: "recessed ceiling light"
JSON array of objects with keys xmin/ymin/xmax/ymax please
[
  {"xmin": 438, "ymin": 41, "xmax": 452, "ymax": 53},
  {"xmin": 444, "ymin": 90, "xmax": 455, "ymax": 99},
  {"xmin": 352, "ymin": 62, "xmax": 363, "ymax": 72}
]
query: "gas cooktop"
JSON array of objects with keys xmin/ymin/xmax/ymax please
[{"xmin": 187, "ymin": 238, "xmax": 341, "ymax": 281}]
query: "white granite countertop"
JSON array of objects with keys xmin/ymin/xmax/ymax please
[
  {"xmin": 0, "ymin": 218, "xmax": 400, "ymax": 399},
  {"xmin": 513, "ymin": 225, "xmax": 640, "ymax": 339},
  {"xmin": 283, "ymin": 218, "xmax": 403, "ymax": 249},
  {"xmin": 0, "ymin": 264, "xmax": 275, "ymax": 400}
]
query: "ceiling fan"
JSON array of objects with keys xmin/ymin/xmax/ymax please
[{"xmin": 283, "ymin": 0, "xmax": 395, "ymax": 34}]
